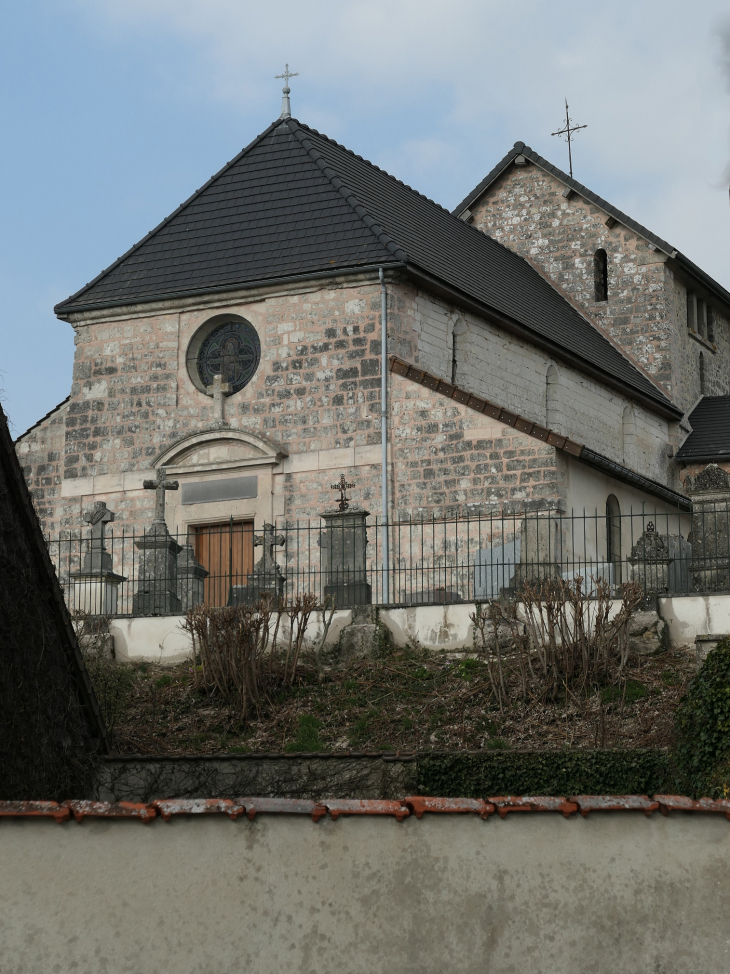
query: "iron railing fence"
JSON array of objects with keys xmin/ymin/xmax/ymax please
[{"xmin": 45, "ymin": 505, "xmax": 719, "ymax": 617}]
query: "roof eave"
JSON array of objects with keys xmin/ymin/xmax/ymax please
[
  {"xmin": 54, "ymin": 261, "xmax": 406, "ymax": 320},
  {"xmin": 402, "ymin": 263, "xmax": 683, "ymax": 421},
  {"xmin": 675, "ymin": 452, "xmax": 730, "ymax": 464}
]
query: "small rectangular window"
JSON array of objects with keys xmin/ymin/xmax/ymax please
[
  {"xmin": 698, "ymin": 300, "xmax": 707, "ymax": 340},
  {"xmin": 687, "ymin": 291, "xmax": 697, "ymax": 332},
  {"xmin": 707, "ymin": 306, "xmax": 715, "ymax": 344}
]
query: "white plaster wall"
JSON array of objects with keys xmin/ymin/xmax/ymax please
[
  {"xmin": 414, "ymin": 291, "xmax": 673, "ymax": 484},
  {"xmin": 659, "ymin": 595, "xmax": 730, "ymax": 648},
  {"xmin": 109, "ymin": 591, "xmax": 730, "ymax": 662},
  {"xmin": 110, "ymin": 617, "xmax": 194, "ymax": 664},
  {"xmin": 562, "ymin": 456, "xmax": 690, "ymax": 564},
  {"xmin": 2, "ymin": 814, "xmax": 730, "ymax": 974},
  {"xmin": 110, "ymin": 610, "xmax": 355, "ymax": 664}
]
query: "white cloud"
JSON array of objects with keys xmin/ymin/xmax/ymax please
[{"xmin": 73, "ymin": 0, "xmax": 730, "ymax": 283}]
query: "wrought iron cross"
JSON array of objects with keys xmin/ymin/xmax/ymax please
[
  {"xmin": 331, "ymin": 473, "xmax": 355, "ymax": 512},
  {"xmin": 275, "ymin": 63, "xmax": 298, "ymax": 87},
  {"xmin": 143, "ymin": 466, "xmax": 179, "ymax": 523},
  {"xmin": 551, "ymin": 98, "xmax": 587, "ymax": 179},
  {"xmin": 253, "ymin": 522, "xmax": 285, "ymax": 573}
]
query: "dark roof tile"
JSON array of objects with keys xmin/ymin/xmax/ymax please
[
  {"xmin": 676, "ymin": 397, "xmax": 730, "ymax": 460},
  {"xmin": 55, "ymin": 118, "xmax": 676, "ymax": 416}
]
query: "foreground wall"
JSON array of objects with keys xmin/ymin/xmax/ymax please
[{"xmin": 1, "ymin": 810, "xmax": 729, "ymax": 974}]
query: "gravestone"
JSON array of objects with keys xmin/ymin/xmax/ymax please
[
  {"xmin": 70, "ymin": 501, "xmax": 126, "ymax": 615},
  {"xmin": 512, "ymin": 511, "xmax": 561, "ymax": 590},
  {"xmin": 628, "ymin": 522, "xmax": 673, "ymax": 599},
  {"xmin": 176, "ymin": 544, "xmax": 209, "ymax": 612},
  {"xmin": 685, "ymin": 464, "xmax": 730, "ymax": 592},
  {"xmin": 228, "ymin": 523, "xmax": 286, "ymax": 606},
  {"xmin": 133, "ymin": 467, "xmax": 182, "ymax": 615},
  {"xmin": 318, "ymin": 475, "xmax": 371, "ymax": 607}
]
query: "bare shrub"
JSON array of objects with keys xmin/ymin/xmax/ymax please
[
  {"xmin": 472, "ymin": 577, "xmax": 643, "ymax": 709},
  {"xmin": 182, "ymin": 594, "xmax": 327, "ymax": 718}
]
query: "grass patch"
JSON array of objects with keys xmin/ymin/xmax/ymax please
[
  {"xmin": 601, "ymin": 680, "xmax": 648, "ymax": 706},
  {"xmin": 285, "ymin": 715, "xmax": 324, "ymax": 753}
]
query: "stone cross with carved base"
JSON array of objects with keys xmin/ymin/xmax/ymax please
[
  {"xmin": 207, "ymin": 373, "xmax": 232, "ymax": 424},
  {"xmin": 143, "ymin": 466, "xmax": 179, "ymax": 523},
  {"xmin": 253, "ymin": 522, "xmax": 285, "ymax": 574}
]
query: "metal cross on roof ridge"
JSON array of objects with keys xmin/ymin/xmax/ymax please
[
  {"xmin": 276, "ymin": 64, "xmax": 299, "ymax": 120},
  {"xmin": 331, "ymin": 473, "xmax": 355, "ymax": 512},
  {"xmin": 275, "ymin": 63, "xmax": 299, "ymax": 88},
  {"xmin": 550, "ymin": 98, "xmax": 587, "ymax": 179}
]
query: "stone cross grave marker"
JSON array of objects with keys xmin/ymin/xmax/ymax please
[
  {"xmin": 143, "ymin": 466, "xmax": 179, "ymax": 523},
  {"xmin": 252, "ymin": 522, "xmax": 286, "ymax": 575},
  {"xmin": 206, "ymin": 373, "xmax": 232, "ymax": 425},
  {"xmin": 82, "ymin": 500, "xmax": 115, "ymax": 572}
]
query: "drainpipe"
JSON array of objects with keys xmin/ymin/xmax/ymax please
[{"xmin": 379, "ymin": 267, "xmax": 390, "ymax": 604}]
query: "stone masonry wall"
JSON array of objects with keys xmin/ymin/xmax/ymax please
[
  {"xmin": 469, "ymin": 162, "xmax": 730, "ymax": 414},
  {"xmin": 19, "ymin": 278, "xmax": 407, "ymax": 536},
  {"xmin": 414, "ymin": 290, "xmax": 675, "ymax": 488},
  {"xmin": 18, "ymin": 268, "xmax": 680, "ymax": 546},
  {"xmin": 389, "ymin": 374, "xmax": 564, "ymax": 518},
  {"xmin": 15, "ymin": 400, "xmax": 69, "ymax": 533}
]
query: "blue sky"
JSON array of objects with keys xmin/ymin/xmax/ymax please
[{"xmin": 2, "ymin": 0, "xmax": 730, "ymax": 435}]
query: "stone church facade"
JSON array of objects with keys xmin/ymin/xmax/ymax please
[{"xmin": 20, "ymin": 116, "xmax": 730, "ymax": 601}]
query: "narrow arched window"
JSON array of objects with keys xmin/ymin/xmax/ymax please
[
  {"xmin": 594, "ymin": 249, "xmax": 608, "ymax": 302},
  {"xmin": 606, "ymin": 494, "xmax": 622, "ymax": 584},
  {"xmin": 699, "ymin": 352, "xmax": 706, "ymax": 395}
]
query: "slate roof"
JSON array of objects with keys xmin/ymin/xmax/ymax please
[
  {"xmin": 676, "ymin": 397, "xmax": 730, "ymax": 461},
  {"xmin": 55, "ymin": 118, "xmax": 678, "ymax": 418},
  {"xmin": 453, "ymin": 142, "xmax": 730, "ymax": 312}
]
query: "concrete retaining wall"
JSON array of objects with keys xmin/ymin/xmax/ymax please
[
  {"xmin": 110, "ymin": 594, "xmax": 730, "ymax": 663},
  {"xmin": 2, "ymin": 811, "xmax": 729, "ymax": 973}
]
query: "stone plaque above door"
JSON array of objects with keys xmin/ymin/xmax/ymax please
[{"xmin": 181, "ymin": 476, "xmax": 258, "ymax": 506}]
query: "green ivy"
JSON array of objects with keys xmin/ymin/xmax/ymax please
[
  {"xmin": 417, "ymin": 749, "xmax": 673, "ymax": 797},
  {"xmin": 673, "ymin": 637, "xmax": 730, "ymax": 799}
]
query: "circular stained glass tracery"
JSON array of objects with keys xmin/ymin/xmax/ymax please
[{"xmin": 196, "ymin": 319, "xmax": 261, "ymax": 394}]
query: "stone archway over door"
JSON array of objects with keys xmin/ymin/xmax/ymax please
[{"xmin": 193, "ymin": 520, "xmax": 254, "ymax": 606}]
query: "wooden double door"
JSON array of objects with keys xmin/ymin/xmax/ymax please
[{"xmin": 193, "ymin": 520, "xmax": 254, "ymax": 606}]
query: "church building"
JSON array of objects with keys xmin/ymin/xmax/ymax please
[{"xmin": 17, "ymin": 93, "xmax": 730, "ymax": 597}]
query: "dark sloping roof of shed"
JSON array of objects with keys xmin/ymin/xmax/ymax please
[
  {"xmin": 55, "ymin": 118, "xmax": 676, "ymax": 416},
  {"xmin": 676, "ymin": 396, "xmax": 730, "ymax": 461},
  {"xmin": 453, "ymin": 142, "xmax": 730, "ymax": 312}
]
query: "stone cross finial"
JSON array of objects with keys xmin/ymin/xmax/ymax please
[
  {"xmin": 206, "ymin": 373, "xmax": 232, "ymax": 424},
  {"xmin": 331, "ymin": 473, "xmax": 355, "ymax": 512},
  {"xmin": 142, "ymin": 466, "xmax": 179, "ymax": 523},
  {"xmin": 252, "ymin": 522, "xmax": 285, "ymax": 574}
]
